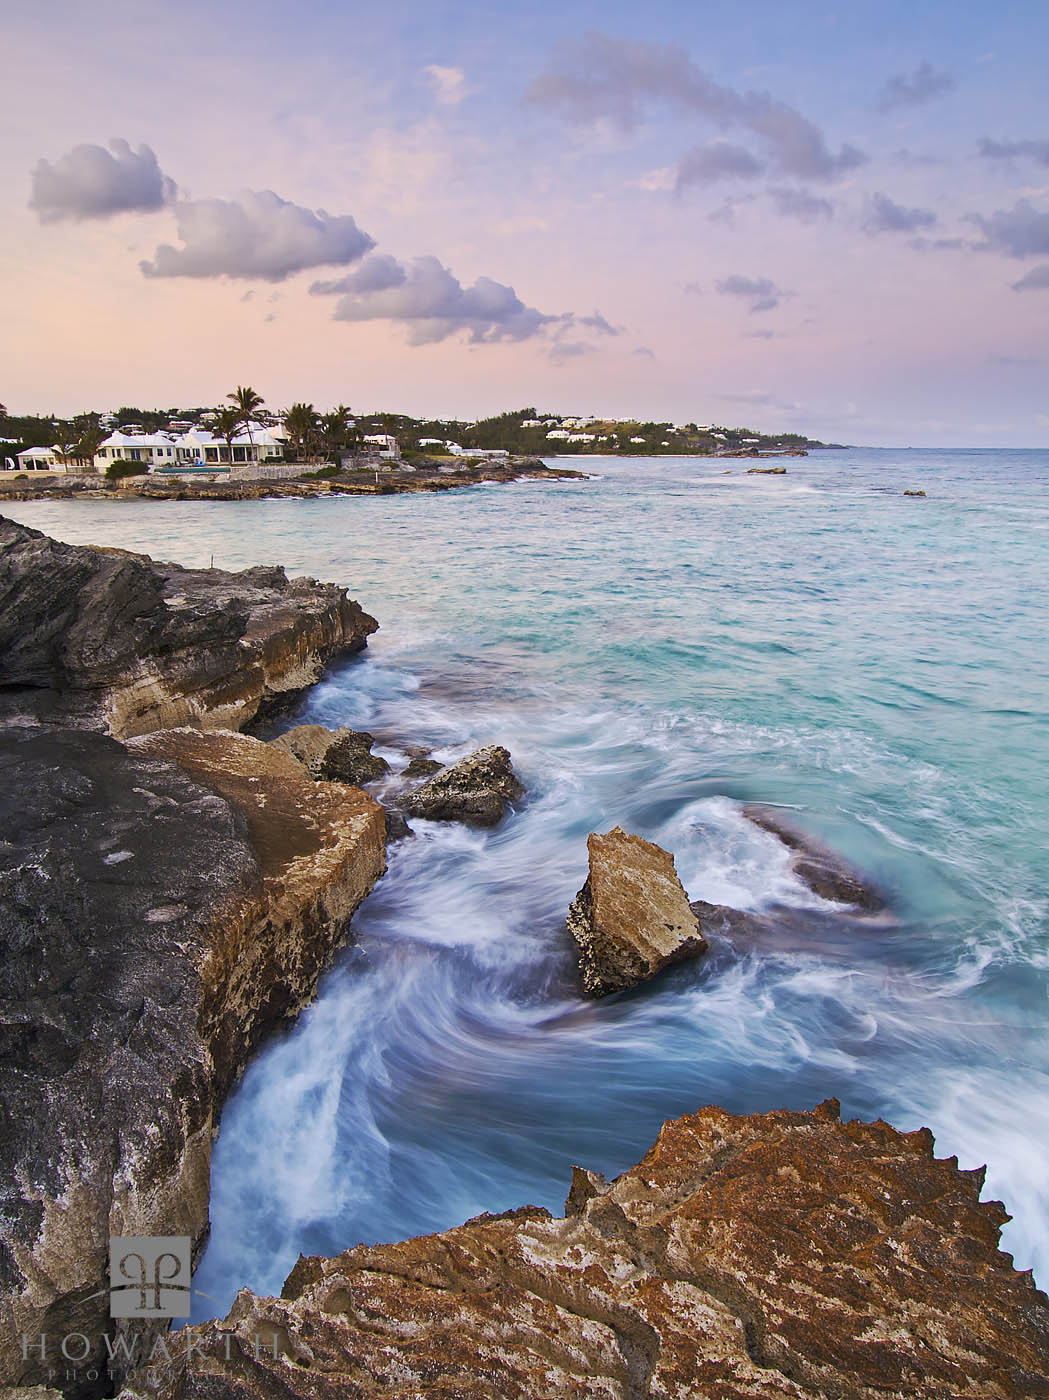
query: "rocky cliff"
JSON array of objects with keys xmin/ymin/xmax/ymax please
[
  {"xmin": 0, "ymin": 517, "xmax": 377, "ymax": 738},
  {"xmin": 0, "ymin": 724, "xmax": 385, "ymax": 1397},
  {"xmin": 119, "ymin": 1100, "xmax": 1049, "ymax": 1399}
]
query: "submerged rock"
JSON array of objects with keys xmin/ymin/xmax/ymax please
[
  {"xmin": 402, "ymin": 744, "xmax": 523, "ymax": 827},
  {"xmin": 566, "ymin": 827, "xmax": 707, "ymax": 997},
  {"xmin": 269, "ymin": 724, "xmax": 389, "ymax": 784},
  {"xmin": 121, "ymin": 1099, "xmax": 1049, "ymax": 1400},
  {"xmin": 0, "ymin": 726, "xmax": 386, "ymax": 1396},
  {"xmin": 743, "ymin": 804, "xmax": 886, "ymax": 910},
  {"xmin": 746, "ymin": 464, "xmax": 787, "ymax": 474},
  {"xmin": 904, "ymin": 488, "xmax": 927, "ymax": 497},
  {"xmin": 0, "ymin": 516, "xmax": 377, "ymax": 739}
]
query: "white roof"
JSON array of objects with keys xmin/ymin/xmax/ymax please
[
  {"xmin": 17, "ymin": 446, "xmax": 58, "ymax": 458},
  {"xmin": 101, "ymin": 431, "xmax": 176, "ymax": 449}
]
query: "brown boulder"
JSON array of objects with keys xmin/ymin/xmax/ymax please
[
  {"xmin": 269, "ymin": 724, "xmax": 389, "ymax": 784},
  {"xmin": 121, "ymin": 1100, "xmax": 1049, "ymax": 1400},
  {"xmin": 566, "ymin": 827, "xmax": 707, "ymax": 997}
]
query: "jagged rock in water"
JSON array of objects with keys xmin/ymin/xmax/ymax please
[
  {"xmin": 566, "ymin": 827, "xmax": 707, "ymax": 997},
  {"xmin": 402, "ymin": 744, "xmax": 523, "ymax": 827},
  {"xmin": 268, "ymin": 724, "xmax": 389, "ymax": 784},
  {"xmin": 0, "ymin": 516, "xmax": 377, "ymax": 739},
  {"xmin": 402, "ymin": 755, "xmax": 442, "ymax": 778},
  {"xmin": 121, "ymin": 1100, "xmax": 1049, "ymax": 1400},
  {"xmin": 743, "ymin": 804, "xmax": 886, "ymax": 910},
  {"xmin": 0, "ymin": 727, "xmax": 386, "ymax": 1397}
]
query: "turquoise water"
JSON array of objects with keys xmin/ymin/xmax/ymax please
[{"xmin": 7, "ymin": 448, "xmax": 1049, "ymax": 1309}]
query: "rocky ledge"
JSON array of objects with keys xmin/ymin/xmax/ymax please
[
  {"xmin": 120, "ymin": 1099, "xmax": 1049, "ymax": 1400},
  {"xmin": 0, "ymin": 727, "xmax": 386, "ymax": 1396},
  {"xmin": 0, "ymin": 517, "xmax": 377, "ymax": 739},
  {"xmin": 0, "ymin": 459, "xmax": 587, "ymax": 503}
]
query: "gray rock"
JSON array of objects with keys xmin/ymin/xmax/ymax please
[
  {"xmin": 403, "ymin": 755, "xmax": 442, "ymax": 778},
  {"xmin": 402, "ymin": 745, "xmax": 523, "ymax": 827},
  {"xmin": 742, "ymin": 805, "xmax": 886, "ymax": 910},
  {"xmin": 0, "ymin": 516, "xmax": 377, "ymax": 739},
  {"xmin": 0, "ymin": 727, "xmax": 385, "ymax": 1397}
]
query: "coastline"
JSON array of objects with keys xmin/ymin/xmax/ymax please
[
  {"xmin": 2, "ymin": 464, "xmax": 1047, "ymax": 1394},
  {"xmin": 0, "ymin": 457, "xmax": 586, "ymax": 504}
]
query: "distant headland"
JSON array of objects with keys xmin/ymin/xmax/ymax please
[{"xmin": 1, "ymin": 391, "xmax": 837, "ymax": 498}]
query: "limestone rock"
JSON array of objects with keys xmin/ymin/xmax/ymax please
[
  {"xmin": 121, "ymin": 1100, "xmax": 1049, "ymax": 1400},
  {"xmin": 0, "ymin": 516, "xmax": 377, "ymax": 739},
  {"xmin": 402, "ymin": 744, "xmax": 523, "ymax": 827},
  {"xmin": 269, "ymin": 725, "xmax": 389, "ymax": 784},
  {"xmin": 743, "ymin": 804, "xmax": 885, "ymax": 910},
  {"xmin": 0, "ymin": 727, "xmax": 385, "ymax": 1396},
  {"xmin": 566, "ymin": 827, "xmax": 707, "ymax": 997}
]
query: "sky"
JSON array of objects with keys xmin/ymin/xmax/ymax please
[{"xmin": 3, "ymin": 0, "xmax": 1048, "ymax": 445}]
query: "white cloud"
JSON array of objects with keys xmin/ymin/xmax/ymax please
[
  {"xmin": 311, "ymin": 252, "xmax": 556, "ymax": 344},
  {"xmin": 139, "ymin": 190, "xmax": 375, "ymax": 281},
  {"xmin": 424, "ymin": 65, "xmax": 468, "ymax": 105},
  {"xmin": 528, "ymin": 32, "xmax": 866, "ymax": 182},
  {"xmin": 30, "ymin": 139, "xmax": 176, "ymax": 222}
]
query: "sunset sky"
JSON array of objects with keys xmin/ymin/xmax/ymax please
[{"xmin": 3, "ymin": 0, "xmax": 1047, "ymax": 444}]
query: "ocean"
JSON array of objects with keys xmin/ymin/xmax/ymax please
[{"xmin": 6, "ymin": 447, "xmax": 1048, "ymax": 1313}]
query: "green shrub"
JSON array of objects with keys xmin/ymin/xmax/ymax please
[{"xmin": 105, "ymin": 459, "xmax": 146, "ymax": 480}]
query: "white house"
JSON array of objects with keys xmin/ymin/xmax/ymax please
[
  {"xmin": 94, "ymin": 424, "xmax": 287, "ymax": 475},
  {"xmin": 362, "ymin": 433, "xmax": 399, "ymax": 459},
  {"xmin": 14, "ymin": 446, "xmax": 66, "ymax": 472}
]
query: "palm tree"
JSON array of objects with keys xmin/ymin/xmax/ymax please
[
  {"xmin": 72, "ymin": 422, "xmax": 107, "ymax": 471},
  {"xmin": 284, "ymin": 402, "xmax": 318, "ymax": 463},
  {"xmin": 212, "ymin": 405, "xmax": 243, "ymax": 467},
  {"xmin": 320, "ymin": 408, "xmax": 351, "ymax": 463},
  {"xmin": 227, "ymin": 385, "xmax": 264, "ymax": 463}
]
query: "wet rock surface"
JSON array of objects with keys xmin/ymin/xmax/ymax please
[
  {"xmin": 0, "ymin": 516, "xmax": 377, "ymax": 739},
  {"xmin": 0, "ymin": 727, "xmax": 385, "ymax": 1396},
  {"xmin": 122, "ymin": 1100, "xmax": 1049, "ymax": 1400},
  {"xmin": 742, "ymin": 804, "xmax": 886, "ymax": 910},
  {"xmin": 401, "ymin": 744, "xmax": 524, "ymax": 827},
  {"xmin": 566, "ymin": 827, "xmax": 708, "ymax": 997},
  {"xmin": 268, "ymin": 724, "xmax": 389, "ymax": 784}
]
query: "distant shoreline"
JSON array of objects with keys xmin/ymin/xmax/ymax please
[{"xmin": 0, "ymin": 456, "xmax": 588, "ymax": 503}]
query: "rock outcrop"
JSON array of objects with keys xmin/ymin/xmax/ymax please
[
  {"xmin": 0, "ymin": 517, "xmax": 377, "ymax": 739},
  {"xmin": 0, "ymin": 727, "xmax": 386, "ymax": 1396},
  {"xmin": 268, "ymin": 725, "xmax": 389, "ymax": 784},
  {"xmin": 566, "ymin": 828, "xmax": 707, "ymax": 997},
  {"xmin": 742, "ymin": 804, "xmax": 885, "ymax": 911},
  {"xmin": 120, "ymin": 1099, "xmax": 1049, "ymax": 1400},
  {"xmin": 402, "ymin": 745, "xmax": 524, "ymax": 827}
]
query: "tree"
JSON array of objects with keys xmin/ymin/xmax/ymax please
[
  {"xmin": 73, "ymin": 421, "xmax": 107, "ymax": 471},
  {"xmin": 320, "ymin": 404, "xmax": 354, "ymax": 461},
  {"xmin": 227, "ymin": 385, "xmax": 264, "ymax": 461},
  {"xmin": 211, "ymin": 405, "xmax": 243, "ymax": 466},
  {"xmin": 284, "ymin": 402, "xmax": 319, "ymax": 462}
]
